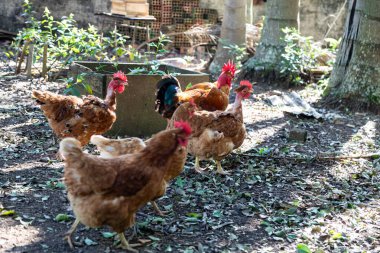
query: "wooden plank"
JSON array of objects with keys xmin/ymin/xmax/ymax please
[
  {"xmin": 0, "ymin": 29, "xmax": 17, "ymax": 36},
  {"xmin": 111, "ymin": 0, "xmax": 127, "ymax": 15},
  {"xmin": 125, "ymin": 3, "xmax": 149, "ymax": 17},
  {"xmin": 126, "ymin": 0, "xmax": 147, "ymax": 2}
]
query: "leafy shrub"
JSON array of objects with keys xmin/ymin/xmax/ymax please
[
  {"xmin": 8, "ymin": 0, "xmax": 174, "ymax": 95},
  {"xmin": 278, "ymin": 27, "xmax": 339, "ymax": 86},
  {"xmin": 10, "ymin": 1, "xmax": 173, "ymax": 72},
  {"xmin": 248, "ymin": 27, "xmax": 340, "ymax": 86}
]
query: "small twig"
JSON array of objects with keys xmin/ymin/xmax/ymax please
[{"xmin": 211, "ymin": 221, "xmax": 234, "ymax": 230}]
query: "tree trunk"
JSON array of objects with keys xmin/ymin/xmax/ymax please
[
  {"xmin": 240, "ymin": 0, "xmax": 299, "ymax": 81},
  {"xmin": 246, "ymin": 0, "xmax": 253, "ymax": 24},
  {"xmin": 209, "ymin": 0, "xmax": 246, "ymax": 75},
  {"xmin": 326, "ymin": 0, "xmax": 380, "ymax": 111}
]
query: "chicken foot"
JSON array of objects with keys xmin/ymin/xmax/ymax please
[
  {"xmin": 194, "ymin": 157, "xmax": 207, "ymax": 173},
  {"xmin": 64, "ymin": 218, "xmax": 80, "ymax": 249},
  {"xmin": 165, "ymin": 119, "xmax": 171, "ymax": 129},
  {"xmin": 118, "ymin": 232, "xmax": 141, "ymax": 253},
  {"xmin": 151, "ymin": 201, "xmax": 169, "ymax": 216},
  {"xmin": 215, "ymin": 161, "xmax": 230, "ymax": 175}
]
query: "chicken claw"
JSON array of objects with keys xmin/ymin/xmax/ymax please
[
  {"xmin": 64, "ymin": 218, "xmax": 80, "ymax": 249},
  {"xmin": 151, "ymin": 201, "xmax": 169, "ymax": 216},
  {"xmin": 216, "ymin": 161, "xmax": 230, "ymax": 175},
  {"xmin": 118, "ymin": 233, "xmax": 141, "ymax": 253},
  {"xmin": 194, "ymin": 157, "xmax": 207, "ymax": 173}
]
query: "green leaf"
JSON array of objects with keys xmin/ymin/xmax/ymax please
[
  {"xmin": 331, "ymin": 232, "xmax": 342, "ymax": 240},
  {"xmin": 264, "ymin": 226, "xmax": 274, "ymax": 235},
  {"xmin": 71, "ymin": 47, "xmax": 80, "ymax": 54},
  {"xmin": 185, "ymin": 83, "xmax": 192, "ymax": 89},
  {"xmin": 175, "ymin": 177, "xmax": 185, "ymax": 188},
  {"xmin": 84, "ymin": 237, "xmax": 97, "ymax": 246},
  {"xmin": 0, "ymin": 209, "xmax": 16, "ymax": 216},
  {"xmin": 148, "ymin": 235, "xmax": 160, "ymax": 241},
  {"xmin": 296, "ymin": 243, "xmax": 312, "ymax": 253},
  {"xmin": 55, "ymin": 213, "xmax": 71, "ymax": 222},
  {"xmin": 83, "ymin": 83, "xmax": 93, "ymax": 95},
  {"xmin": 186, "ymin": 212, "xmax": 202, "ymax": 219},
  {"xmin": 101, "ymin": 232, "xmax": 116, "ymax": 238},
  {"xmin": 285, "ymin": 207, "xmax": 297, "ymax": 215},
  {"xmin": 129, "ymin": 52, "xmax": 135, "ymax": 61},
  {"xmin": 212, "ymin": 210, "xmax": 222, "ymax": 218}
]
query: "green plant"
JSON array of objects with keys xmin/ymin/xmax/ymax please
[
  {"xmin": 277, "ymin": 28, "xmax": 341, "ymax": 86},
  {"xmin": 62, "ymin": 73, "xmax": 93, "ymax": 97},
  {"xmin": 277, "ymin": 27, "xmax": 318, "ymax": 85},
  {"xmin": 10, "ymin": 1, "xmax": 134, "ymax": 77},
  {"xmin": 128, "ymin": 61, "xmax": 180, "ymax": 76},
  {"xmin": 147, "ymin": 33, "xmax": 172, "ymax": 60},
  {"xmin": 221, "ymin": 40, "xmax": 247, "ymax": 69}
]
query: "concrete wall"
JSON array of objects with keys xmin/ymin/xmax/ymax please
[
  {"xmin": 0, "ymin": 0, "xmax": 110, "ymax": 32},
  {"xmin": 300, "ymin": 0, "xmax": 347, "ymax": 40}
]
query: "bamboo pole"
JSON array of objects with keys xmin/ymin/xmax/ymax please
[
  {"xmin": 15, "ymin": 40, "xmax": 30, "ymax": 74},
  {"xmin": 26, "ymin": 43, "xmax": 34, "ymax": 78},
  {"xmin": 42, "ymin": 43, "xmax": 48, "ymax": 78}
]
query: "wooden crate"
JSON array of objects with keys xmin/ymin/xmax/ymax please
[
  {"xmin": 112, "ymin": 0, "xmax": 150, "ymax": 16},
  {"xmin": 126, "ymin": 0, "xmax": 147, "ymax": 2},
  {"xmin": 126, "ymin": 3, "xmax": 149, "ymax": 16},
  {"xmin": 111, "ymin": 0, "xmax": 127, "ymax": 15}
]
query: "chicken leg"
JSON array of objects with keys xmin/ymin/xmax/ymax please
[
  {"xmin": 118, "ymin": 232, "xmax": 140, "ymax": 253},
  {"xmin": 194, "ymin": 157, "xmax": 206, "ymax": 173},
  {"xmin": 215, "ymin": 161, "xmax": 230, "ymax": 175},
  {"xmin": 64, "ymin": 218, "xmax": 80, "ymax": 249},
  {"xmin": 165, "ymin": 119, "xmax": 171, "ymax": 129},
  {"xmin": 151, "ymin": 201, "xmax": 169, "ymax": 216}
]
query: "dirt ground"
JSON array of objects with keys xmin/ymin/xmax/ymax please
[{"xmin": 0, "ymin": 61, "xmax": 379, "ymax": 253}]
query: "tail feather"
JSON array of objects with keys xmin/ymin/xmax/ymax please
[
  {"xmin": 32, "ymin": 90, "xmax": 60, "ymax": 101},
  {"xmin": 90, "ymin": 135, "xmax": 108, "ymax": 147},
  {"xmin": 59, "ymin": 138, "xmax": 83, "ymax": 160},
  {"xmin": 155, "ymin": 75, "xmax": 181, "ymax": 118},
  {"xmin": 32, "ymin": 90, "xmax": 50, "ymax": 104}
]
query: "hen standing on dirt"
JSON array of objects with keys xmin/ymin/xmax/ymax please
[
  {"xmin": 169, "ymin": 81, "xmax": 253, "ymax": 174},
  {"xmin": 59, "ymin": 121, "xmax": 192, "ymax": 251},
  {"xmin": 32, "ymin": 71, "xmax": 127, "ymax": 146},
  {"xmin": 90, "ymin": 133, "xmax": 188, "ymax": 216}
]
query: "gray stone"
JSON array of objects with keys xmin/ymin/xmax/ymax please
[{"xmin": 288, "ymin": 128, "xmax": 308, "ymax": 142}]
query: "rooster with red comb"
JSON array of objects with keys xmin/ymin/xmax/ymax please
[
  {"xmin": 155, "ymin": 60, "xmax": 236, "ymax": 127},
  {"xmin": 32, "ymin": 71, "xmax": 128, "ymax": 147}
]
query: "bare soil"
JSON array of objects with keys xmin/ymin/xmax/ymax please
[{"xmin": 0, "ymin": 62, "xmax": 379, "ymax": 253}]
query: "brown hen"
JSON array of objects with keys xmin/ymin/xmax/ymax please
[
  {"xmin": 60, "ymin": 121, "xmax": 191, "ymax": 251},
  {"xmin": 90, "ymin": 133, "xmax": 187, "ymax": 216},
  {"xmin": 32, "ymin": 71, "xmax": 127, "ymax": 146},
  {"xmin": 169, "ymin": 81, "xmax": 253, "ymax": 175}
]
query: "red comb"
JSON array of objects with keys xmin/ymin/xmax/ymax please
[
  {"xmin": 222, "ymin": 60, "xmax": 236, "ymax": 76},
  {"xmin": 174, "ymin": 121, "xmax": 192, "ymax": 136},
  {"xmin": 189, "ymin": 98, "xmax": 196, "ymax": 107},
  {"xmin": 240, "ymin": 80, "xmax": 253, "ymax": 89},
  {"xmin": 113, "ymin": 71, "xmax": 127, "ymax": 82}
]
